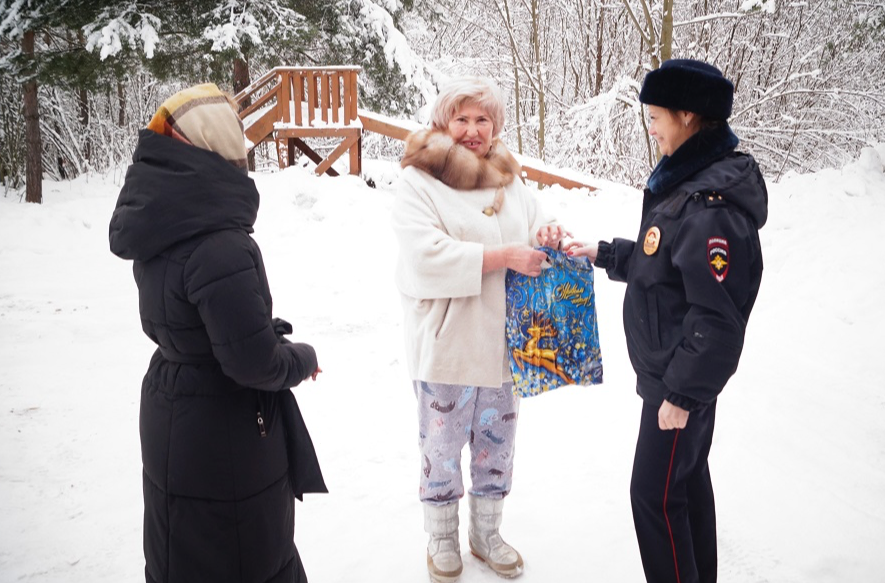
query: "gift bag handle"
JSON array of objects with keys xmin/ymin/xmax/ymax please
[{"xmin": 538, "ymin": 246, "xmax": 593, "ymax": 272}]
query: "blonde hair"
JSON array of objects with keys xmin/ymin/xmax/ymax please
[{"xmin": 430, "ymin": 77, "xmax": 506, "ymax": 137}]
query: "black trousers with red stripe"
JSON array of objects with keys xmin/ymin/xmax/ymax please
[{"xmin": 631, "ymin": 400, "xmax": 718, "ymax": 583}]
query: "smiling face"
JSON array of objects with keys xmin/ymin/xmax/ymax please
[
  {"xmin": 647, "ymin": 104, "xmax": 698, "ymax": 157},
  {"xmin": 446, "ymin": 102, "xmax": 495, "ymax": 157}
]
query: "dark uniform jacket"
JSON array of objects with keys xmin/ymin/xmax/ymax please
[
  {"xmin": 109, "ymin": 130, "xmax": 325, "ymax": 583},
  {"xmin": 596, "ymin": 125, "xmax": 768, "ymax": 410}
]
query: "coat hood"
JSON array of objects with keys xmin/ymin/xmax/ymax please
[
  {"xmin": 683, "ymin": 151, "xmax": 769, "ymax": 229},
  {"xmin": 109, "ymin": 129, "xmax": 259, "ymax": 261}
]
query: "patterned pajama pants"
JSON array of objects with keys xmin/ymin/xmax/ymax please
[{"xmin": 414, "ymin": 380, "xmax": 520, "ymax": 506}]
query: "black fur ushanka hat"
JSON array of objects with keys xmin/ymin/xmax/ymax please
[{"xmin": 639, "ymin": 59, "xmax": 734, "ymax": 120}]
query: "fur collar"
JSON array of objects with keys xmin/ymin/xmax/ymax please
[{"xmin": 400, "ymin": 129, "xmax": 521, "ymax": 191}]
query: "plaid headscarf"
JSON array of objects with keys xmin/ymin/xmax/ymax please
[{"xmin": 147, "ymin": 83, "xmax": 248, "ymax": 172}]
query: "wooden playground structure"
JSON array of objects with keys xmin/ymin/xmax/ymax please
[{"xmin": 234, "ymin": 66, "xmax": 597, "ymax": 191}]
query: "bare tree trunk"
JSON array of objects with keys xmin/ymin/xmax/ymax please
[
  {"xmin": 78, "ymin": 87, "xmax": 90, "ymax": 163},
  {"xmin": 233, "ymin": 56, "xmax": 255, "ymax": 172},
  {"xmin": 595, "ymin": 4, "xmax": 604, "ymax": 95},
  {"xmin": 74, "ymin": 30, "xmax": 91, "ymax": 166},
  {"xmin": 531, "ymin": 0, "xmax": 546, "ymax": 162},
  {"xmin": 23, "ymin": 30, "xmax": 42, "ymax": 204},
  {"xmin": 564, "ymin": 0, "xmax": 582, "ymax": 100},
  {"xmin": 512, "ymin": 66, "xmax": 524, "ymax": 155},
  {"xmin": 117, "ymin": 81, "xmax": 126, "ymax": 126},
  {"xmin": 622, "ymin": 0, "xmax": 660, "ymax": 68},
  {"xmin": 660, "ymin": 0, "xmax": 673, "ymax": 62},
  {"xmin": 233, "ymin": 56, "xmax": 250, "ymax": 94},
  {"xmin": 501, "ymin": 0, "xmax": 523, "ymax": 153}
]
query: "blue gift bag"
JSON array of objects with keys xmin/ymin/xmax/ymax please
[{"xmin": 505, "ymin": 247, "xmax": 603, "ymax": 397}]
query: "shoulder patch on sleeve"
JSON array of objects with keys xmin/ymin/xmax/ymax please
[{"xmin": 707, "ymin": 237, "xmax": 729, "ymax": 282}]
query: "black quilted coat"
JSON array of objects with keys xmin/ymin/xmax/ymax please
[
  {"xmin": 595, "ymin": 124, "xmax": 767, "ymax": 411},
  {"xmin": 110, "ymin": 130, "xmax": 326, "ymax": 583}
]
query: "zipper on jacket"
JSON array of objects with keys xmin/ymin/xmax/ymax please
[{"xmin": 257, "ymin": 411, "xmax": 267, "ymax": 438}]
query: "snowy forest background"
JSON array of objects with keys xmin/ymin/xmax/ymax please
[{"xmin": 1, "ymin": 0, "xmax": 884, "ymax": 201}]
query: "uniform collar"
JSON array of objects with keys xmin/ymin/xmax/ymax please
[{"xmin": 647, "ymin": 124, "xmax": 739, "ymax": 196}]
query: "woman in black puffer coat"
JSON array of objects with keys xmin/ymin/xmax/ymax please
[{"xmin": 109, "ymin": 83, "xmax": 326, "ymax": 583}]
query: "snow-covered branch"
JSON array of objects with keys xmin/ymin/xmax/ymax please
[
  {"xmin": 734, "ymin": 87, "xmax": 885, "ymax": 120},
  {"xmin": 82, "ymin": 2, "xmax": 160, "ymax": 60},
  {"xmin": 201, "ymin": 0, "xmax": 306, "ymax": 54},
  {"xmin": 357, "ymin": 0, "xmax": 437, "ymax": 106},
  {"xmin": 673, "ymin": 12, "xmax": 747, "ymax": 27}
]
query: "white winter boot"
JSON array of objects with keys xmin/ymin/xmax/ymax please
[
  {"xmin": 468, "ymin": 495, "xmax": 524, "ymax": 578},
  {"xmin": 424, "ymin": 502, "xmax": 463, "ymax": 583}
]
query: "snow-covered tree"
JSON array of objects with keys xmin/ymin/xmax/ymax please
[
  {"xmin": 0, "ymin": 0, "xmax": 442, "ymax": 190},
  {"xmin": 402, "ymin": 0, "xmax": 885, "ymax": 185},
  {"xmin": 0, "ymin": 0, "xmax": 152, "ymax": 198}
]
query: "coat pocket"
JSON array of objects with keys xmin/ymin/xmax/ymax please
[
  {"xmin": 646, "ymin": 289, "xmax": 662, "ymax": 352},
  {"xmin": 165, "ymin": 390, "xmax": 288, "ymax": 500},
  {"xmin": 434, "ymin": 298, "xmax": 453, "ymax": 339}
]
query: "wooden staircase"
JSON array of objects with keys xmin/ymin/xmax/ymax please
[
  {"xmin": 236, "ymin": 66, "xmax": 598, "ymax": 191},
  {"xmin": 236, "ymin": 66, "xmax": 362, "ymax": 176}
]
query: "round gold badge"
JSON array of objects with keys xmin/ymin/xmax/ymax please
[{"xmin": 643, "ymin": 226, "xmax": 661, "ymax": 255}]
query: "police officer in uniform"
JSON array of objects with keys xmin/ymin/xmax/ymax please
[{"xmin": 566, "ymin": 59, "xmax": 768, "ymax": 583}]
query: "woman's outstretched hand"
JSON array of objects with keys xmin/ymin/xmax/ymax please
[
  {"xmin": 563, "ymin": 241, "xmax": 599, "ymax": 263},
  {"xmin": 311, "ymin": 366, "xmax": 322, "ymax": 381},
  {"xmin": 536, "ymin": 225, "xmax": 572, "ymax": 249}
]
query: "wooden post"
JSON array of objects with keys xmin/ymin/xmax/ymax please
[
  {"xmin": 321, "ymin": 73, "xmax": 330, "ymax": 124},
  {"xmin": 275, "ymin": 138, "xmax": 286, "ymax": 168},
  {"xmin": 349, "ymin": 134, "xmax": 362, "ymax": 176},
  {"xmin": 279, "ymin": 71, "xmax": 290, "ymax": 124},
  {"xmin": 343, "ymin": 72, "xmax": 354, "ymax": 125},
  {"xmin": 331, "ymin": 73, "xmax": 341, "ymax": 124},
  {"xmin": 349, "ymin": 70, "xmax": 359, "ymax": 124},
  {"xmin": 307, "ymin": 71, "xmax": 318, "ymax": 126},
  {"xmin": 293, "ymin": 72, "xmax": 303, "ymax": 126}
]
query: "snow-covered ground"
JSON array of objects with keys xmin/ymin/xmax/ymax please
[{"xmin": 2, "ymin": 146, "xmax": 884, "ymax": 583}]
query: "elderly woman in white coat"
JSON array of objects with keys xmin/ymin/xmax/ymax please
[{"xmin": 392, "ymin": 77, "xmax": 568, "ymax": 583}]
